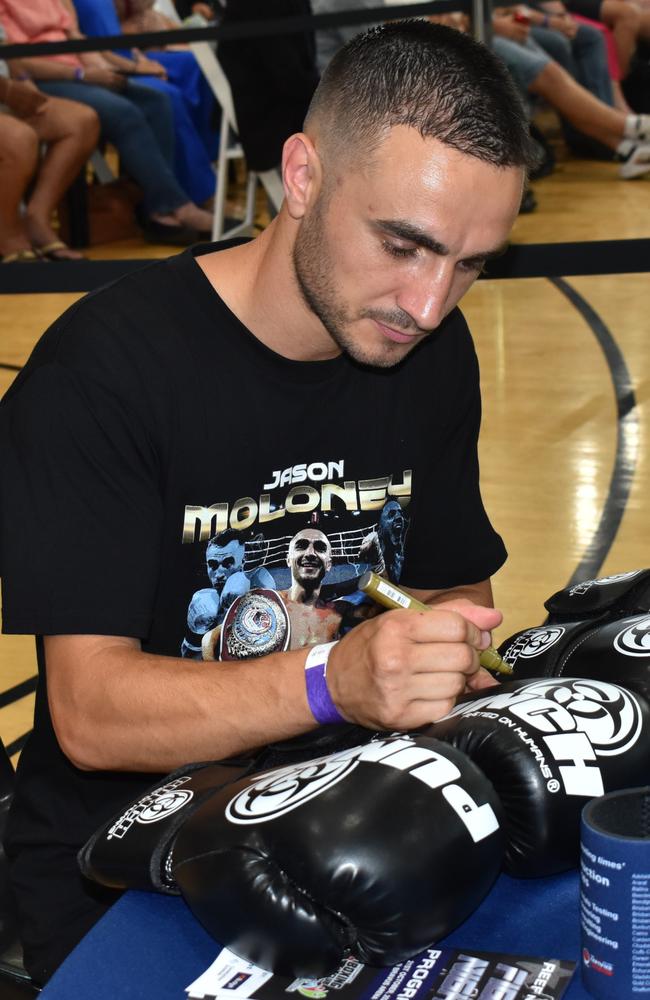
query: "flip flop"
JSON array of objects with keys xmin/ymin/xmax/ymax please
[
  {"xmin": 33, "ymin": 240, "xmax": 85, "ymax": 261},
  {"xmin": 1, "ymin": 249, "xmax": 42, "ymax": 263}
]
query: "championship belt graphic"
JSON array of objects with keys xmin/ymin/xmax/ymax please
[{"xmin": 219, "ymin": 589, "xmax": 291, "ymax": 660}]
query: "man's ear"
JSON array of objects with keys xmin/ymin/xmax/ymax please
[{"xmin": 282, "ymin": 133, "xmax": 323, "ymax": 220}]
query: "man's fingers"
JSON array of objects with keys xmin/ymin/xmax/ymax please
[
  {"xmin": 390, "ymin": 607, "xmax": 486, "ymax": 650},
  {"xmin": 436, "ymin": 598, "xmax": 503, "ymax": 633},
  {"xmin": 406, "ymin": 642, "xmax": 481, "ymax": 676},
  {"xmin": 466, "ymin": 667, "xmax": 500, "ymax": 692}
]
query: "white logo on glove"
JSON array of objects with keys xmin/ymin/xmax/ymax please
[
  {"xmin": 507, "ymin": 627, "xmax": 565, "ymax": 659},
  {"xmin": 442, "ymin": 679, "xmax": 643, "ymax": 798},
  {"xmin": 613, "ymin": 616, "xmax": 650, "ymax": 657},
  {"xmin": 569, "ymin": 570, "xmax": 641, "ymax": 597},
  {"xmin": 226, "ymin": 736, "xmax": 499, "ymax": 843},
  {"xmin": 107, "ymin": 776, "xmax": 194, "ymax": 839},
  {"xmin": 137, "ymin": 789, "xmax": 194, "ymax": 824}
]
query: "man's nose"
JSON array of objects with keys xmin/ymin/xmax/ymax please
[{"xmin": 396, "ymin": 260, "xmax": 455, "ymax": 332}]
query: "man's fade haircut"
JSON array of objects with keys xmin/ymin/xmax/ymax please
[{"xmin": 305, "ymin": 19, "xmax": 536, "ymax": 170}]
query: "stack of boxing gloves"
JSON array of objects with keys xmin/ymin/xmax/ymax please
[{"xmin": 79, "ymin": 569, "xmax": 650, "ymax": 978}]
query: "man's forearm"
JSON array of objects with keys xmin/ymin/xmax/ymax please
[
  {"xmin": 45, "ymin": 636, "xmax": 316, "ymax": 774},
  {"xmin": 45, "ymin": 584, "xmax": 503, "ymax": 775}
]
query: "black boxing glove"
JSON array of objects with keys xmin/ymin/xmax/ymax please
[
  {"xmin": 544, "ymin": 569, "xmax": 650, "ymax": 622},
  {"xmin": 425, "ymin": 677, "xmax": 650, "ymax": 878},
  {"xmin": 497, "ymin": 569, "xmax": 650, "ymax": 685},
  {"xmin": 79, "ymin": 760, "xmax": 245, "ymax": 894},
  {"xmin": 498, "ymin": 613, "xmax": 650, "ymax": 697},
  {"xmin": 79, "ymin": 724, "xmax": 374, "ymax": 893},
  {"xmin": 169, "ymin": 735, "xmax": 503, "ymax": 977}
]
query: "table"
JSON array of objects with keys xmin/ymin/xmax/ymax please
[{"xmin": 40, "ymin": 870, "xmax": 590, "ymax": 999}]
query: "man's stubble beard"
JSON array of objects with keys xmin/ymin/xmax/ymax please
[{"xmin": 292, "ymin": 193, "xmax": 417, "ymax": 369}]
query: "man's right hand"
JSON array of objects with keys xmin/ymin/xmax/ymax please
[{"xmin": 326, "ymin": 603, "xmax": 502, "ymax": 731}]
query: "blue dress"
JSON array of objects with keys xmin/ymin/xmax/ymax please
[{"xmin": 73, "ymin": 0, "xmax": 218, "ymax": 204}]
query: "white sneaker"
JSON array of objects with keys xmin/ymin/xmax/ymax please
[
  {"xmin": 624, "ymin": 114, "xmax": 650, "ymax": 144},
  {"xmin": 618, "ymin": 142, "xmax": 650, "ymax": 179}
]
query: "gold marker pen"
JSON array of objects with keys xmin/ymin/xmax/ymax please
[{"xmin": 358, "ymin": 570, "xmax": 513, "ymax": 677}]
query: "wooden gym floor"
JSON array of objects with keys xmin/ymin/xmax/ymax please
[{"xmin": 0, "ymin": 146, "xmax": 649, "ymax": 763}]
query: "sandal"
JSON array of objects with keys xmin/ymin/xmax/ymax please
[
  {"xmin": 33, "ymin": 240, "xmax": 85, "ymax": 261},
  {"xmin": 1, "ymin": 249, "xmax": 41, "ymax": 263}
]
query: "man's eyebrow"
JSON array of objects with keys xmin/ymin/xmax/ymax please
[
  {"xmin": 374, "ymin": 219, "xmax": 509, "ymax": 263},
  {"xmin": 374, "ymin": 219, "xmax": 449, "ymax": 256}
]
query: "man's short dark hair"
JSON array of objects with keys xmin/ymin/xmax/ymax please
[
  {"xmin": 207, "ymin": 528, "xmax": 245, "ymax": 548},
  {"xmin": 305, "ymin": 19, "xmax": 535, "ymax": 169}
]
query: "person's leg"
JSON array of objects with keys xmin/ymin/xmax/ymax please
[
  {"xmin": 533, "ymin": 23, "xmax": 615, "ymax": 154},
  {"xmin": 529, "ymin": 57, "xmax": 650, "ymax": 174},
  {"xmin": 22, "ymin": 96, "xmax": 100, "ymax": 259},
  {"xmin": 36, "ymin": 81, "xmax": 187, "ymax": 216},
  {"xmin": 529, "ymin": 59, "xmax": 627, "ymax": 145},
  {"xmin": 0, "ymin": 115, "xmax": 38, "ymax": 258},
  {"xmin": 36, "ymin": 81, "xmax": 213, "ymax": 232},
  {"xmin": 531, "ymin": 25, "xmax": 576, "ymax": 73},
  {"xmin": 120, "ymin": 80, "xmax": 177, "ymax": 167},
  {"xmin": 572, "ymin": 22, "xmax": 615, "ymax": 102},
  {"xmin": 600, "ymin": 0, "xmax": 642, "ymax": 75},
  {"xmin": 123, "ymin": 76, "xmax": 216, "ymax": 205}
]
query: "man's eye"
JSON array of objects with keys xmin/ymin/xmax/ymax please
[
  {"xmin": 459, "ymin": 258, "xmax": 486, "ymax": 274},
  {"xmin": 382, "ymin": 241, "xmax": 418, "ymax": 259}
]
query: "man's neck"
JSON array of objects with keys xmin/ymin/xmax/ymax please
[
  {"xmin": 196, "ymin": 216, "xmax": 341, "ymax": 363},
  {"xmin": 288, "ymin": 582, "xmax": 319, "ymax": 605}
]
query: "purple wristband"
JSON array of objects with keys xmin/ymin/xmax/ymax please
[{"xmin": 304, "ymin": 642, "xmax": 344, "ymax": 725}]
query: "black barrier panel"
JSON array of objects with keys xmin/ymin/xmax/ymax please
[
  {"xmin": 0, "ymin": 3, "xmax": 469, "ymax": 59},
  {"xmin": 0, "ymin": 240, "xmax": 647, "ymax": 295},
  {"xmin": 483, "ymin": 239, "xmax": 650, "ymax": 279}
]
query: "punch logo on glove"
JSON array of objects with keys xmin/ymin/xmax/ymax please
[
  {"xmin": 502, "ymin": 625, "xmax": 566, "ymax": 662},
  {"xmin": 226, "ymin": 735, "xmax": 499, "ymax": 844},
  {"xmin": 106, "ymin": 775, "xmax": 195, "ymax": 840},
  {"xmin": 613, "ymin": 615, "xmax": 650, "ymax": 657},
  {"xmin": 441, "ymin": 679, "xmax": 642, "ymax": 798}
]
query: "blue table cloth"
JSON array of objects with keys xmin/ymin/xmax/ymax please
[{"xmin": 40, "ymin": 870, "xmax": 590, "ymax": 999}]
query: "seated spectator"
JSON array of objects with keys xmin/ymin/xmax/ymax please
[
  {"xmin": 0, "ymin": 68, "xmax": 99, "ymax": 260},
  {"xmin": 516, "ymin": 2, "xmax": 619, "ymax": 153},
  {"xmin": 527, "ymin": 2, "xmax": 615, "ymax": 104},
  {"xmin": 491, "ymin": 6, "xmax": 650, "ymax": 175},
  {"xmin": 564, "ymin": 0, "xmax": 650, "ymax": 82},
  {"xmin": 112, "ymin": 1, "xmax": 219, "ymax": 161},
  {"xmin": 0, "ymin": 0, "xmax": 216, "ymax": 244},
  {"xmin": 569, "ymin": 10, "xmax": 632, "ymax": 111},
  {"xmin": 73, "ymin": 0, "xmax": 218, "ymax": 207}
]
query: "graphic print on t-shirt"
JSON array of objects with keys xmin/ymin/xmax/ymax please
[{"xmin": 179, "ymin": 461, "xmax": 412, "ymax": 660}]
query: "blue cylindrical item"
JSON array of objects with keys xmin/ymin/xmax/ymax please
[{"xmin": 581, "ymin": 787, "xmax": 650, "ymax": 997}]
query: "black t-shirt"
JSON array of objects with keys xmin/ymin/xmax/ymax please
[{"xmin": 0, "ymin": 242, "xmax": 506, "ymax": 981}]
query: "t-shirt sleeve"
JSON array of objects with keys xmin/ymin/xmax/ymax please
[
  {"xmin": 0, "ymin": 360, "xmax": 164, "ymax": 637},
  {"xmin": 398, "ymin": 316, "xmax": 507, "ymax": 591}
]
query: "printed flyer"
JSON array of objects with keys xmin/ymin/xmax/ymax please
[{"xmin": 186, "ymin": 945, "xmax": 576, "ymax": 1000}]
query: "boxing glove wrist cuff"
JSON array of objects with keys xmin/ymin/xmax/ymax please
[{"xmin": 304, "ymin": 642, "xmax": 344, "ymax": 725}]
